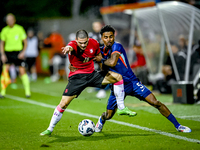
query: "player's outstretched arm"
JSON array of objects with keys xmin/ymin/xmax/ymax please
[{"xmin": 62, "ymin": 46, "xmax": 73, "ymax": 55}]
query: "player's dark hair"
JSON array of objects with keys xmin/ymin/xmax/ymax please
[
  {"xmin": 100, "ymin": 25, "xmax": 115, "ymax": 36},
  {"xmin": 76, "ymin": 30, "xmax": 88, "ymax": 39}
]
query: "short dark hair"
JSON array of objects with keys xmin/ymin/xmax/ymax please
[
  {"xmin": 76, "ymin": 30, "xmax": 88, "ymax": 39},
  {"xmin": 100, "ymin": 25, "xmax": 115, "ymax": 36}
]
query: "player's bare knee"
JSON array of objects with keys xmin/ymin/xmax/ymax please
[
  {"xmin": 109, "ymin": 71, "xmax": 122, "ymax": 82},
  {"xmin": 153, "ymin": 100, "xmax": 162, "ymax": 109},
  {"xmin": 60, "ymin": 96, "xmax": 75, "ymax": 109},
  {"xmin": 112, "ymin": 72, "xmax": 122, "ymax": 82},
  {"xmin": 59, "ymin": 99, "xmax": 68, "ymax": 109},
  {"xmin": 116, "ymin": 73, "xmax": 122, "ymax": 81}
]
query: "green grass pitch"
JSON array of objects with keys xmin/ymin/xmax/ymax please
[{"xmin": 0, "ymin": 77, "xmax": 200, "ymax": 150}]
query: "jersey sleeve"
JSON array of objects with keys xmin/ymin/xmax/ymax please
[
  {"xmin": 67, "ymin": 41, "xmax": 77, "ymax": 50},
  {"xmin": 111, "ymin": 43, "xmax": 122, "ymax": 55},
  {"xmin": 96, "ymin": 45, "xmax": 101, "ymax": 55},
  {"xmin": 1, "ymin": 28, "xmax": 6, "ymax": 41}
]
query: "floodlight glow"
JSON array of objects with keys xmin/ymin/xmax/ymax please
[
  {"xmin": 123, "ymin": 9, "xmax": 133, "ymax": 15},
  {"xmin": 172, "ymin": 1, "xmax": 179, "ymax": 6}
]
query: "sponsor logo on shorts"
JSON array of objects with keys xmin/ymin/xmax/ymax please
[{"xmin": 65, "ymin": 89, "xmax": 68, "ymax": 93}]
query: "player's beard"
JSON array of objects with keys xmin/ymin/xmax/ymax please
[
  {"xmin": 106, "ymin": 41, "xmax": 113, "ymax": 49},
  {"xmin": 105, "ymin": 45, "xmax": 112, "ymax": 52}
]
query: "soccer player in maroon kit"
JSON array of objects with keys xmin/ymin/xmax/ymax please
[{"xmin": 40, "ymin": 30, "xmax": 135, "ymax": 136}]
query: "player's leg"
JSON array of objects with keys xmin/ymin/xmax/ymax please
[
  {"xmin": 95, "ymin": 93, "xmax": 118, "ymax": 132},
  {"xmin": 30, "ymin": 65, "xmax": 37, "ymax": 81},
  {"xmin": 40, "ymin": 95, "xmax": 76, "ymax": 136},
  {"xmin": 95, "ymin": 109, "xmax": 116, "ymax": 132},
  {"xmin": 14, "ymin": 51, "xmax": 31, "ymax": 97},
  {"xmin": 103, "ymin": 72, "xmax": 137, "ymax": 116},
  {"xmin": 102, "ymin": 71, "xmax": 124, "ymax": 109},
  {"xmin": 145, "ymin": 93, "xmax": 191, "ymax": 132},
  {"xmin": 9, "ymin": 64, "xmax": 18, "ymax": 89},
  {"xmin": 19, "ymin": 66, "xmax": 31, "ymax": 97},
  {"xmin": 26, "ymin": 57, "xmax": 37, "ymax": 81},
  {"xmin": 41, "ymin": 74, "xmax": 87, "ymax": 136},
  {"xmin": 102, "ymin": 71, "xmax": 134, "ymax": 115},
  {"xmin": 95, "ymin": 91, "xmax": 136, "ymax": 132}
]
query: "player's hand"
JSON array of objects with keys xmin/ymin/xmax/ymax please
[
  {"xmin": 18, "ymin": 51, "xmax": 25, "ymax": 60},
  {"xmin": 69, "ymin": 64, "xmax": 78, "ymax": 72},
  {"xmin": 62, "ymin": 46, "xmax": 73, "ymax": 55},
  {"xmin": 1, "ymin": 53, "xmax": 7, "ymax": 63},
  {"xmin": 93, "ymin": 55, "xmax": 102, "ymax": 62}
]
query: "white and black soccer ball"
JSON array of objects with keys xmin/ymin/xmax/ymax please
[{"xmin": 78, "ymin": 119, "xmax": 95, "ymax": 136}]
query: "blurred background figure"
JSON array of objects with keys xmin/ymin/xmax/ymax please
[
  {"xmin": 89, "ymin": 21, "xmax": 109, "ymax": 99},
  {"xmin": 37, "ymin": 31, "xmax": 44, "ymax": 50},
  {"xmin": 130, "ymin": 45, "xmax": 146, "ymax": 69},
  {"xmin": 155, "ymin": 43, "xmax": 178, "ymax": 94},
  {"xmin": 43, "ymin": 28, "xmax": 66, "ymax": 82},
  {"xmin": 89, "ymin": 21, "xmax": 104, "ymax": 46},
  {"xmin": 25, "ymin": 28, "xmax": 39, "ymax": 81},
  {"xmin": 9, "ymin": 64, "xmax": 18, "ymax": 89},
  {"xmin": 0, "ymin": 34, "xmax": 2, "ymax": 75},
  {"xmin": 130, "ymin": 31, "xmax": 148, "ymax": 85},
  {"xmin": 0, "ymin": 13, "xmax": 31, "ymax": 98},
  {"xmin": 176, "ymin": 34, "xmax": 187, "ymax": 81}
]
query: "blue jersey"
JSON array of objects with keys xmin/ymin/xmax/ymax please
[
  {"xmin": 100, "ymin": 42, "xmax": 151, "ymax": 110},
  {"xmin": 100, "ymin": 42, "xmax": 137, "ymax": 83}
]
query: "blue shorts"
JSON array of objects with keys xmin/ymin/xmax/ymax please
[{"xmin": 107, "ymin": 78, "xmax": 152, "ymax": 110}]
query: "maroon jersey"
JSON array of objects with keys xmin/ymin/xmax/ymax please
[{"xmin": 67, "ymin": 38, "xmax": 100, "ymax": 77}]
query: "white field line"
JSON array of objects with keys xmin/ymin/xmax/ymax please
[
  {"xmin": 30, "ymin": 88, "xmax": 61, "ymax": 97},
  {"xmin": 6, "ymin": 94, "xmax": 200, "ymax": 144},
  {"xmin": 30, "ymin": 88, "xmax": 200, "ymax": 121},
  {"xmin": 178, "ymin": 115, "xmax": 200, "ymax": 119}
]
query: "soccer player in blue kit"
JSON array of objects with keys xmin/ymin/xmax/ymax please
[{"xmin": 94, "ymin": 25, "xmax": 191, "ymax": 133}]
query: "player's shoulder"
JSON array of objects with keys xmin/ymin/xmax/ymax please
[
  {"xmin": 68, "ymin": 40, "xmax": 77, "ymax": 45},
  {"xmin": 112, "ymin": 42, "xmax": 124, "ymax": 52},
  {"xmin": 14, "ymin": 24, "xmax": 24, "ymax": 30},
  {"xmin": 113, "ymin": 42, "xmax": 123, "ymax": 48},
  {"xmin": 1, "ymin": 25, "xmax": 9, "ymax": 32},
  {"xmin": 89, "ymin": 38, "xmax": 99, "ymax": 45},
  {"xmin": 67, "ymin": 40, "xmax": 77, "ymax": 51},
  {"xmin": 14, "ymin": 24, "xmax": 22, "ymax": 27}
]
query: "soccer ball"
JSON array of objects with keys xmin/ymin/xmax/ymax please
[{"xmin": 78, "ymin": 119, "xmax": 95, "ymax": 136}]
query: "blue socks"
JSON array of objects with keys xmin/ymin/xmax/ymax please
[
  {"xmin": 167, "ymin": 113, "xmax": 180, "ymax": 128},
  {"xmin": 100, "ymin": 117, "xmax": 105, "ymax": 124}
]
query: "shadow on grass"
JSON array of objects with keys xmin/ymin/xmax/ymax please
[{"xmin": 47, "ymin": 131, "xmax": 156, "ymax": 143}]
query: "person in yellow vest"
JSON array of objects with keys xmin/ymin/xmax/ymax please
[
  {"xmin": 0, "ymin": 32, "xmax": 2, "ymax": 75},
  {"xmin": 0, "ymin": 13, "xmax": 31, "ymax": 98}
]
